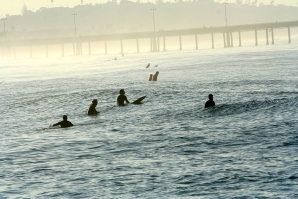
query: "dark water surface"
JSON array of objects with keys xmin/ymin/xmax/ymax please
[{"xmin": 1, "ymin": 44, "xmax": 298, "ymax": 198}]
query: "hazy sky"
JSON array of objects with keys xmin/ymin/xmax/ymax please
[{"xmin": 0, "ymin": 0, "xmax": 297, "ymax": 16}]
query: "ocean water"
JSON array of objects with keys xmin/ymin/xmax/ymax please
[{"xmin": 0, "ymin": 44, "xmax": 298, "ymax": 198}]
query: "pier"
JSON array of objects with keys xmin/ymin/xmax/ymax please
[{"xmin": 1, "ymin": 20, "xmax": 298, "ymax": 58}]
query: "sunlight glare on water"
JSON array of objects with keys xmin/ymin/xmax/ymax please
[{"xmin": 0, "ymin": 43, "xmax": 297, "ymax": 198}]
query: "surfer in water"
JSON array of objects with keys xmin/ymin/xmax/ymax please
[
  {"xmin": 117, "ymin": 89, "xmax": 130, "ymax": 106},
  {"xmin": 148, "ymin": 74, "xmax": 153, "ymax": 81},
  {"xmin": 205, "ymin": 94, "xmax": 215, "ymax": 108},
  {"xmin": 152, "ymin": 71, "xmax": 159, "ymax": 81},
  {"xmin": 51, "ymin": 115, "xmax": 74, "ymax": 128},
  {"xmin": 146, "ymin": 63, "xmax": 150, "ymax": 68},
  {"xmin": 87, "ymin": 99, "xmax": 100, "ymax": 115}
]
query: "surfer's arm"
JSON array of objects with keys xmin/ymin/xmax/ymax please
[
  {"xmin": 52, "ymin": 122, "xmax": 62, "ymax": 127},
  {"xmin": 117, "ymin": 96, "xmax": 121, "ymax": 106},
  {"xmin": 125, "ymin": 96, "xmax": 130, "ymax": 103},
  {"xmin": 93, "ymin": 107, "xmax": 100, "ymax": 114}
]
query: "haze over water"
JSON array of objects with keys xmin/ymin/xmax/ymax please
[{"xmin": 0, "ymin": 43, "xmax": 298, "ymax": 198}]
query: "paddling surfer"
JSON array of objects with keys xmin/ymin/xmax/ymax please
[
  {"xmin": 205, "ymin": 94, "xmax": 215, "ymax": 108},
  {"xmin": 87, "ymin": 99, "xmax": 100, "ymax": 115},
  {"xmin": 117, "ymin": 89, "xmax": 130, "ymax": 106},
  {"xmin": 51, "ymin": 115, "xmax": 74, "ymax": 128}
]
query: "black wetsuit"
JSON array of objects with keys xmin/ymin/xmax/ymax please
[
  {"xmin": 53, "ymin": 120, "xmax": 74, "ymax": 128},
  {"xmin": 87, "ymin": 104, "xmax": 99, "ymax": 115},
  {"xmin": 205, "ymin": 100, "xmax": 215, "ymax": 108},
  {"xmin": 117, "ymin": 95, "xmax": 129, "ymax": 106}
]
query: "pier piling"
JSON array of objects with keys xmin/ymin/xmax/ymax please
[
  {"xmin": 223, "ymin": 33, "xmax": 226, "ymax": 48},
  {"xmin": 211, "ymin": 33, "xmax": 214, "ymax": 49},
  {"xmin": 226, "ymin": 32, "xmax": 230, "ymax": 47},
  {"xmin": 238, "ymin": 31, "xmax": 242, "ymax": 47},
  {"xmin": 255, "ymin": 29, "xmax": 258, "ymax": 46},
  {"xmin": 288, "ymin": 27, "xmax": 291, "ymax": 43},
  {"xmin": 179, "ymin": 35, "xmax": 182, "ymax": 50},
  {"xmin": 136, "ymin": 39, "xmax": 139, "ymax": 53},
  {"xmin": 230, "ymin": 32, "xmax": 233, "ymax": 47},
  {"xmin": 271, "ymin": 28, "xmax": 274, "ymax": 45},
  {"xmin": 266, "ymin": 29, "xmax": 269, "ymax": 45},
  {"xmin": 120, "ymin": 40, "xmax": 123, "ymax": 55},
  {"xmin": 195, "ymin": 34, "xmax": 198, "ymax": 50}
]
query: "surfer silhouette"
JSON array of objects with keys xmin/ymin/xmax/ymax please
[
  {"xmin": 87, "ymin": 99, "xmax": 100, "ymax": 115},
  {"xmin": 51, "ymin": 115, "xmax": 74, "ymax": 128},
  {"xmin": 152, "ymin": 71, "xmax": 159, "ymax": 81},
  {"xmin": 117, "ymin": 89, "xmax": 130, "ymax": 106},
  {"xmin": 146, "ymin": 63, "xmax": 150, "ymax": 68},
  {"xmin": 205, "ymin": 94, "xmax": 215, "ymax": 108},
  {"xmin": 148, "ymin": 74, "xmax": 153, "ymax": 81}
]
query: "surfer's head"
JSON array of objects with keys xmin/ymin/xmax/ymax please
[
  {"xmin": 119, "ymin": 89, "xmax": 125, "ymax": 95},
  {"xmin": 63, "ymin": 115, "xmax": 68, "ymax": 121},
  {"xmin": 156, "ymin": 71, "xmax": 159, "ymax": 74},
  {"xmin": 92, "ymin": 99, "xmax": 98, "ymax": 106},
  {"xmin": 208, "ymin": 94, "xmax": 213, "ymax": 100}
]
